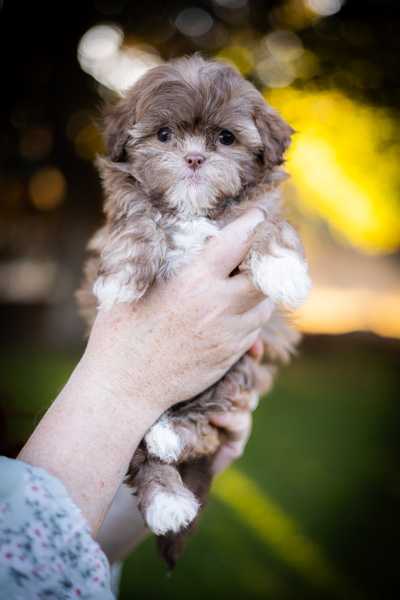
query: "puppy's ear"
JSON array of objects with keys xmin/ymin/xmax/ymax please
[
  {"xmin": 254, "ymin": 102, "xmax": 294, "ymax": 168},
  {"xmin": 100, "ymin": 95, "xmax": 137, "ymax": 162}
]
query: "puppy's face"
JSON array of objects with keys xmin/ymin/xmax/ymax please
[
  {"xmin": 127, "ymin": 113, "xmax": 265, "ymax": 219},
  {"xmin": 101, "ymin": 56, "xmax": 293, "ymax": 219}
]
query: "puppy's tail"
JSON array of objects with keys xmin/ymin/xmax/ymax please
[{"xmin": 156, "ymin": 454, "xmax": 215, "ymax": 573}]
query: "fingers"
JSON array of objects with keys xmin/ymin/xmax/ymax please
[
  {"xmin": 247, "ymin": 339, "xmax": 264, "ymax": 361},
  {"xmin": 228, "ymin": 273, "xmax": 267, "ymax": 313},
  {"xmin": 209, "ymin": 410, "xmax": 253, "ymax": 476},
  {"xmin": 210, "ymin": 443, "xmax": 245, "ymax": 476},
  {"xmin": 209, "ymin": 409, "xmax": 253, "ymax": 440},
  {"xmin": 239, "ymin": 297, "xmax": 274, "ymax": 336},
  {"xmin": 202, "ymin": 209, "xmax": 264, "ymax": 277}
]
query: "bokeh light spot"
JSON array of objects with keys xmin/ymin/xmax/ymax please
[
  {"xmin": 175, "ymin": 8, "xmax": 213, "ymax": 37},
  {"xmin": 28, "ymin": 167, "xmax": 67, "ymax": 211},
  {"xmin": 285, "ymin": 49, "xmax": 320, "ymax": 80},
  {"xmin": 256, "ymin": 57, "xmax": 295, "ymax": 88},
  {"xmin": 78, "ymin": 24, "xmax": 123, "ymax": 68},
  {"xmin": 75, "ymin": 124, "xmax": 104, "ymax": 161},
  {"xmin": 212, "ymin": 0, "xmax": 248, "ymax": 7},
  {"xmin": 78, "ymin": 25, "xmax": 162, "ymax": 93},
  {"xmin": 304, "ymin": 0, "xmax": 344, "ymax": 17},
  {"xmin": 217, "ymin": 45, "xmax": 254, "ymax": 74},
  {"xmin": 66, "ymin": 110, "xmax": 92, "ymax": 143},
  {"xmin": 263, "ymin": 30, "xmax": 303, "ymax": 61},
  {"xmin": 192, "ymin": 22, "xmax": 228, "ymax": 49}
]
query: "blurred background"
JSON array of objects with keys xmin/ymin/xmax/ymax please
[{"xmin": 0, "ymin": 0, "xmax": 399, "ymax": 598}]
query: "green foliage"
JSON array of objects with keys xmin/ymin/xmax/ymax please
[{"xmin": 3, "ymin": 335, "xmax": 398, "ymax": 599}]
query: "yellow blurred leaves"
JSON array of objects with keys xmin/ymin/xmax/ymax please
[{"xmin": 267, "ymin": 87, "xmax": 400, "ymax": 254}]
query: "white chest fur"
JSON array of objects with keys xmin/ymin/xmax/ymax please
[{"xmin": 163, "ymin": 218, "xmax": 220, "ymax": 276}]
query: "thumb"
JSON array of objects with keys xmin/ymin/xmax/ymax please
[{"xmin": 202, "ymin": 209, "xmax": 264, "ymax": 277}]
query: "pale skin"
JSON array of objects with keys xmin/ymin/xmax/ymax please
[{"xmin": 18, "ymin": 209, "xmax": 273, "ymax": 548}]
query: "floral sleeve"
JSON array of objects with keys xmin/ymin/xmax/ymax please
[{"xmin": 0, "ymin": 457, "xmax": 114, "ymax": 599}]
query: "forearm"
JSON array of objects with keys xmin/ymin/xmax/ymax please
[{"xmin": 18, "ymin": 347, "xmax": 162, "ymax": 538}]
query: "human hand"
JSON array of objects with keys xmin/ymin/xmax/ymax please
[
  {"xmin": 85, "ymin": 209, "xmax": 274, "ymax": 414},
  {"xmin": 208, "ymin": 407, "xmax": 254, "ymax": 475}
]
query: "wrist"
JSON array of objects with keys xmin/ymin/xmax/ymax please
[
  {"xmin": 83, "ymin": 306, "xmax": 168, "ymax": 413},
  {"xmin": 75, "ymin": 346, "xmax": 164, "ymax": 428}
]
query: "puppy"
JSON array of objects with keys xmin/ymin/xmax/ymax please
[{"xmin": 77, "ymin": 54, "xmax": 311, "ymax": 571}]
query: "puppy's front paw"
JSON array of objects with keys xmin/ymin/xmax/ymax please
[
  {"xmin": 145, "ymin": 491, "xmax": 200, "ymax": 535},
  {"xmin": 145, "ymin": 421, "xmax": 184, "ymax": 463},
  {"xmin": 93, "ymin": 273, "xmax": 143, "ymax": 311},
  {"xmin": 252, "ymin": 248, "xmax": 312, "ymax": 309}
]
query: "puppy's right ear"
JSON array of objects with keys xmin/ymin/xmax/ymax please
[
  {"xmin": 100, "ymin": 95, "xmax": 137, "ymax": 162},
  {"xmin": 252, "ymin": 95, "xmax": 294, "ymax": 169}
]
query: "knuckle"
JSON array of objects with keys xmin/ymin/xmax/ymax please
[
  {"xmin": 183, "ymin": 269, "xmax": 206, "ymax": 293},
  {"xmin": 232, "ymin": 227, "xmax": 253, "ymax": 248},
  {"xmin": 240, "ymin": 275, "xmax": 257, "ymax": 295}
]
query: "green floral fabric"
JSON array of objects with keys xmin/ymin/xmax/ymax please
[{"xmin": 0, "ymin": 457, "xmax": 114, "ymax": 599}]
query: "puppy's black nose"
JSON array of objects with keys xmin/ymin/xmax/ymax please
[{"xmin": 185, "ymin": 154, "xmax": 206, "ymax": 170}]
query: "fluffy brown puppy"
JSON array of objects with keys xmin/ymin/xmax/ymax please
[{"xmin": 77, "ymin": 54, "xmax": 311, "ymax": 571}]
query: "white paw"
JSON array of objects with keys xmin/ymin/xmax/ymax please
[
  {"xmin": 252, "ymin": 248, "xmax": 312, "ymax": 309},
  {"xmin": 145, "ymin": 421, "xmax": 184, "ymax": 463},
  {"xmin": 93, "ymin": 273, "xmax": 143, "ymax": 311},
  {"xmin": 145, "ymin": 491, "xmax": 200, "ymax": 535}
]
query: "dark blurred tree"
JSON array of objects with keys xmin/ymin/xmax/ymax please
[
  {"xmin": 0, "ymin": 0, "xmax": 399, "ymax": 345},
  {"xmin": 1, "ymin": 0, "xmax": 399, "ymax": 208}
]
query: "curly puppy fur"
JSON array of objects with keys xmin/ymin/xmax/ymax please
[{"xmin": 76, "ymin": 54, "xmax": 311, "ymax": 571}]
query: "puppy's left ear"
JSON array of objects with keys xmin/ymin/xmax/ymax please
[{"xmin": 254, "ymin": 101, "xmax": 294, "ymax": 168}]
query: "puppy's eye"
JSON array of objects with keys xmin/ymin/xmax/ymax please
[
  {"xmin": 218, "ymin": 130, "xmax": 235, "ymax": 146},
  {"xmin": 157, "ymin": 127, "xmax": 174, "ymax": 143}
]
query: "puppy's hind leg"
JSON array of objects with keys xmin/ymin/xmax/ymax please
[
  {"xmin": 157, "ymin": 455, "xmax": 215, "ymax": 572},
  {"xmin": 144, "ymin": 412, "xmax": 187, "ymax": 464},
  {"xmin": 127, "ymin": 447, "xmax": 200, "ymax": 537},
  {"xmin": 144, "ymin": 410, "xmax": 221, "ymax": 464}
]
